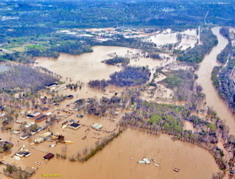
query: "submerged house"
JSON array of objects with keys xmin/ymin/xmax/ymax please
[
  {"xmin": 35, "ymin": 115, "xmax": 48, "ymax": 122},
  {"xmin": 92, "ymin": 123, "xmax": 103, "ymax": 130},
  {"xmin": 43, "ymin": 153, "xmax": 54, "ymax": 160},
  {"xmin": 69, "ymin": 123, "xmax": 81, "ymax": 130}
]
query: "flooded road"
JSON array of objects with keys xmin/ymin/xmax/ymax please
[
  {"xmin": 197, "ymin": 27, "xmax": 235, "ymax": 135},
  {"xmin": 32, "ymin": 129, "xmax": 219, "ymax": 179}
]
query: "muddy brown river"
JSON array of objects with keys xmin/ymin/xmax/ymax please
[{"xmin": 197, "ymin": 27, "xmax": 235, "ymax": 135}]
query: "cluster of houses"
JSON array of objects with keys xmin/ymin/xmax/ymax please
[{"xmin": 56, "ymin": 27, "xmax": 154, "ymax": 43}]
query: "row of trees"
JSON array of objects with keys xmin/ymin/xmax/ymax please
[
  {"xmin": 212, "ymin": 27, "xmax": 235, "ymax": 113},
  {"xmin": 102, "ymin": 56, "xmax": 130, "ymax": 66},
  {"xmin": 217, "ymin": 28, "xmax": 231, "ymax": 64}
]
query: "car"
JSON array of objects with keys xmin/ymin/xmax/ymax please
[
  {"xmin": 69, "ymin": 119, "xmax": 74, "ymax": 123},
  {"xmin": 37, "ymin": 126, "xmax": 46, "ymax": 132},
  {"xmin": 30, "ymin": 130, "xmax": 37, "ymax": 135},
  {"xmin": 12, "ymin": 131, "xmax": 20, "ymax": 135},
  {"xmin": 30, "ymin": 122, "xmax": 35, "ymax": 126},
  {"xmin": 25, "ymin": 124, "xmax": 31, "ymax": 128},
  {"xmin": 16, "ymin": 120, "xmax": 22, "ymax": 124}
]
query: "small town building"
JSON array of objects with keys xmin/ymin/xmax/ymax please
[
  {"xmin": 69, "ymin": 123, "xmax": 81, "ymax": 130},
  {"xmin": 16, "ymin": 151, "xmax": 31, "ymax": 157},
  {"xmin": 34, "ymin": 137, "xmax": 44, "ymax": 143},
  {"xmin": 41, "ymin": 107, "xmax": 49, "ymax": 111},
  {"xmin": 43, "ymin": 153, "xmax": 54, "ymax": 160},
  {"xmin": 35, "ymin": 115, "xmax": 48, "ymax": 122},
  {"xmin": 92, "ymin": 123, "xmax": 103, "ymax": 130}
]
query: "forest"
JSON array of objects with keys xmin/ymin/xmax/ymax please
[
  {"xmin": 108, "ymin": 66, "xmax": 151, "ymax": 87},
  {"xmin": 0, "ymin": 65, "xmax": 59, "ymax": 94},
  {"xmin": 88, "ymin": 66, "xmax": 151, "ymax": 89}
]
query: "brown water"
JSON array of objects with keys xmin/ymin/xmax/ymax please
[
  {"xmin": 1, "ymin": 34, "xmax": 226, "ymax": 178},
  {"xmin": 32, "ymin": 129, "xmax": 219, "ymax": 179},
  {"xmin": 37, "ymin": 46, "xmax": 161, "ymax": 83},
  {"xmin": 197, "ymin": 27, "xmax": 235, "ymax": 135}
]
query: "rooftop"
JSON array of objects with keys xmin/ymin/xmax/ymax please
[{"xmin": 69, "ymin": 123, "xmax": 81, "ymax": 130}]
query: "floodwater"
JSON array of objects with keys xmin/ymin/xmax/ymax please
[
  {"xmin": 149, "ymin": 31, "xmax": 178, "ymax": 46},
  {"xmin": 197, "ymin": 27, "xmax": 235, "ymax": 135},
  {"xmin": 1, "ymin": 30, "xmax": 227, "ymax": 178},
  {"xmin": 32, "ymin": 129, "xmax": 219, "ymax": 179},
  {"xmin": 36, "ymin": 46, "xmax": 162, "ymax": 83},
  {"xmin": 32, "ymin": 41, "xmax": 224, "ymax": 179},
  {"xmin": 177, "ymin": 29, "xmax": 198, "ymax": 50},
  {"xmin": 148, "ymin": 28, "xmax": 198, "ymax": 50}
]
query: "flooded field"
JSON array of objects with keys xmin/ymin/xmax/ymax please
[
  {"xmin": 31, "ymin": 129, "xmax": 219, "ymax": 179},
  {"xmin": 36, "ymin": 46, "xmax": 162, "ymax": 83},
  {"xmin": 147, "ymin": 28, "xmax": 198, "ymax": 50}
]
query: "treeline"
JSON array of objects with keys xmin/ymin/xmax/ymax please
[
  {"xmin": 1, "ymin": 52, "xmax": 34, "ymax": 63},
  {"xmin": 120, "ymin": 92, "xmax": 230, "ymax": 171},
  {"xmin": 27, "ymin": 43, "xmax": 93, "ymax": 57},
  {"xmin": 50, "ymin": 43, "xmax": 93, "ymax": 56},
  {"xmin": 88, "ymin": 66, "xmax": 151, "ymax": 89},
  {"xmin": 211, "ymin": 27, "xmax": 235, "ymax": 113},
  {"xmin": 26, "ymin": 49, "xmax": 59, "ymax": 58},
  {"xmin": 108, "ymin": 66, "xmax": 150, "ymax": 87},
  {"xmin": 88, "ymin": 80, "xmax": 108, "ymax": 90},
  {"xmin": 212, "ymin": 64, "xmax": 235, "ymax": 113},
  {"xmin": 217, "ymin": 27, "xmax": 231, "ymax": 64},
  {"xmin": 211, "ymin": 66, "xmax": 221, "ymax": 89},
  {"xmin": 102, "ymin": 56, "xmax": 130, "ymax": 66},
  {"xmin": 0, "ymin": 65, "xmax": 59, "ymax": 94},
  {"xmin": 177, "ymin": 28, "xmax": 218, "ymax": 63},
  {"xmin": 1, "ymin": 40, "xmax": 94, "ymax": 63}
]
